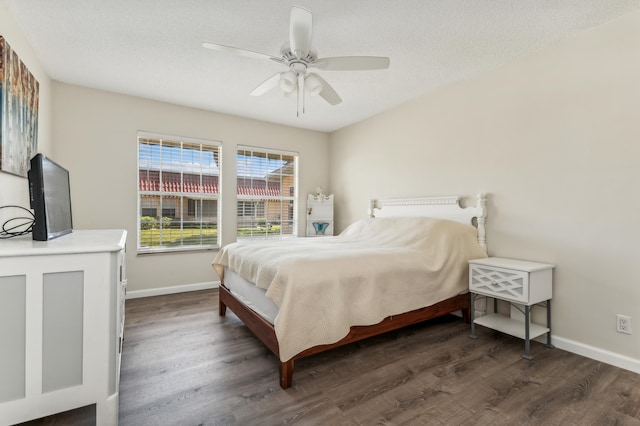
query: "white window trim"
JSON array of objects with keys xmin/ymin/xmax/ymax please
[{"xmin": 137, "ymin": 131, "xmax": 222, "ymax": 254}]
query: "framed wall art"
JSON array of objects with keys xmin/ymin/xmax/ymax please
[{"xmin": 0, "ymin": 35, "xmax": 39, "ymax": 178}]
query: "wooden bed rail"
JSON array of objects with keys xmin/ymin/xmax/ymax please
[{"xmin": 219, "ymin": 284, "xmax": 471, "ymax": 389}]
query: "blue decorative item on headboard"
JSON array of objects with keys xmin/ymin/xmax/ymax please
[{"xmin": 312, "ymin": 222, "xmax": 330, "ymax": 235}]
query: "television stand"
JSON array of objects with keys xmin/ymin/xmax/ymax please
[{"xmin": 0, "ymin": 230, "xmax": 127, "ymax": 425}]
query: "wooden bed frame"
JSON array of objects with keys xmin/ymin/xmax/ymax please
[{"xmin": 218, "ymin": 194, "xmax": 488, "ymax": 389}]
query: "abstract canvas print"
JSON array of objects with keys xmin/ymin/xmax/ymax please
[{"xmin": 0, "ymin": 36, "xmax": 39, "ymax": 177}]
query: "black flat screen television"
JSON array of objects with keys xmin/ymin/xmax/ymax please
[{"xmin": 28, "ymin": 154, "xmax": 73, "ymax": 241}]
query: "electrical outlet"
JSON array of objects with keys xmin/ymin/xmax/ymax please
[{"xmin": 616, "ymin": 315, "xmax": 632, "ymax": 334}]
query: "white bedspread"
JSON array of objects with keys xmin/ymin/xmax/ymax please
[{"xmin": 212, "ymin": 217, "xmax": 487, "ymax": 361}]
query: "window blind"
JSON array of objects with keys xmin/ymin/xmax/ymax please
[
  {"xmin": 236, "ymin": 145, "xmax": 297, "ymax": 240},
  {"xmin": 138, "ymin": 132, "xmax": 221, "ymax": 253}
]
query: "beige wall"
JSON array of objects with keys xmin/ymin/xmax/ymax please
[
  {"xmin": 330, "ymin": 11, "xmax": 640, "ymax": 364},
  {"xmin": 4, "ymin": 0, "xmax": 637, "ymax": 370},
  {"xmin": 52, "ymin": 83, "xmax": 330, "ymax": 293},
  {"xmin": 0, "ymin": 2, "xmax": 53, "ymax": 219}
]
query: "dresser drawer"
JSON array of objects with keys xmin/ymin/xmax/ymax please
[{"xmin": 469, "ymin": 264, "xmax": 529, "ymax": 303}]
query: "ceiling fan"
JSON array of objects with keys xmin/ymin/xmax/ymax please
[{"xmin": 202, "ymin": 6, "xmax": 390, "ymax": 116}]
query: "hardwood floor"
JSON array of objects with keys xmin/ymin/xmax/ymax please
[{"xmin": 19, "ymin": 289, "xmax": 640, "ymax": 425}]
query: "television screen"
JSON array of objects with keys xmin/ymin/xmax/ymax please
[{"xmin": 28, "ymin": 154, "xmax": 73, "ymax": 241}]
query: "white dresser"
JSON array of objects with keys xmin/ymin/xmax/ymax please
[
  {"xmin": 306, "ymin": 193, "xmax": 334, "ymax": 237},
  {"xmin": 468, "ymin": 257, "xmax": 554, "ymax": 360},
  {"xmin": 0, "ymin": 230, "xmax": 127, "ymax": 425}
]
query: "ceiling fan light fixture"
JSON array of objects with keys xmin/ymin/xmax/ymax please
[
  {"xmin": 203, "ymin": 6, "xmax": 388, "ymax": 114},
  {"xmin": 304, "ymin": 74, "xmax": 323, "ymax": 96},
  {"xmin": 279, "ymin": 71, "xmax": 297, "ymax": 93}
]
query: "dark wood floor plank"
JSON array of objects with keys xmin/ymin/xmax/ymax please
[
  {"xmin": 117, "ymin": 290, "xmax": 640, "ymax": 426},
  {"xmin": 18, "ymin": 289, "xmax": 640, "ymax": 425}
]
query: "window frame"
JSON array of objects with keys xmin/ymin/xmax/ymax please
[
  {"xmin": 137, "ymin": 132, "xmax": 222, "ymax": 254},
  {"xmin": 236, "ymin": 145, "xmax": 298, "ymax": 241}
]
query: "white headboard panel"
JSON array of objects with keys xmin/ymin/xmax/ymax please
[{"xmin": 369, "ymin": 194, "xmax": 487, "ymax": 252}]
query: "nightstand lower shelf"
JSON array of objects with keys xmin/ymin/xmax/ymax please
[
  {"xmin": 473, "ymin": 314, "xmax": 549, "ymax": 340},
  {"xmin": 470, "ymin": 296, "xmax": 554, "ymax": 360}
]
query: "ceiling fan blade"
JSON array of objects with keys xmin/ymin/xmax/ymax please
[
  {"xmin": 312, "ymin": 56, "xmax": 390, "ymax": 71},
  {"xmin": 250, "ymin": 72, "xmax": 283, "ymax": 96},
  {"xmin": 289, "ymin": 6, "xmax": 312, "ymax": 59},
  {"xmin": 202, "ymin": 42, "xmax": 283, "ymax": 63},
  {"xmin": 309, "ymin": 73, "xmax": 342, "ymax": 105}
]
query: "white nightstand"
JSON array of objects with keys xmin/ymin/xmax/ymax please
[{"xmin": 468, "ymin": 257, "xmax": 554, "ymax": 360}]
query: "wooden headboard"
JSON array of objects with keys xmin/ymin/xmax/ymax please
[{"xmin": 368, "ymin": 194, "xmax": 487, "ymax": 252}]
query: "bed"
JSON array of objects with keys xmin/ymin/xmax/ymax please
[{"xmin": 212, "ymin": 194, "xmax": 488, "ymax": 388}]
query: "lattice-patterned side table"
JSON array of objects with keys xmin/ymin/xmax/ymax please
[{"xmin": 468, "ymin": 257, "xmax": 554, "ymax": 360}]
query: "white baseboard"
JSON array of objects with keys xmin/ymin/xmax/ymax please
[
  {"xmin": 551, "ymin": 335, "xmax": 640, "ymax": 375},
  {"xmin": 126, "ymin": 281, "xmax": 220, "ymax": 299}
]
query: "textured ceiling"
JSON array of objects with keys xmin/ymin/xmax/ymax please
[{"xmin": 3, "ymin": 1, "xmax": 640, "ymax": 132}]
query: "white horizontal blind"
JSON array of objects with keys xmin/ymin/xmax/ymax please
[
  {"xmin": 236, "ymin": 146, "xmax": 297, "ymax": 240},
  {"xmin": 138, "ymin": 133, "xmax": 221, "ymax": 253}
]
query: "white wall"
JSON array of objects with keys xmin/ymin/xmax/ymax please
[
  {"xmin": 0, "ymin": 2, "xmax": 52, "ymax": 219},
  {"xmin": 52, "ymin": 83, "xmax": 330, "ymax": 295},
  {"xmin": 330, "ymin": 11, "xmax": 640, "ymax": 367}
]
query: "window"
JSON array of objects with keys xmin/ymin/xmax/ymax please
[
  {"xmin": 138, "ymin": 132, "xmax": 221, "ymax": 253},
  {"xmin": 187, "ymin": 199, "xmax": 216, "ymax": 217},
  {"xmin": 237, "ymin": 146, "xmax": 297, "ymax": 240},
  {"xmin": 237, "ymin": 200, "xmax": 264, "ymax": 219}
]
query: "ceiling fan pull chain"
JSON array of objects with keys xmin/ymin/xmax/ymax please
[
  {"xmin": 302, "ymin": 75, "xmax": 306, "ymax": 115},
  {"xmin": 297, "ymin": 73, "xmax": 305, "ymax": 117}
]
